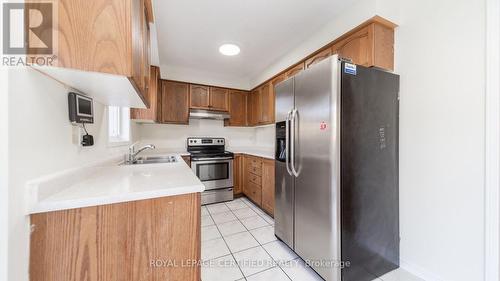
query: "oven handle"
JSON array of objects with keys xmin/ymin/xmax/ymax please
[{"xmin": 191, "ymin": 157, "xmax": 234, "ymax": 162}]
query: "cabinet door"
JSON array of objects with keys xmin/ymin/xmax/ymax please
[
  {"xmin": 242, "ymin": 156, "xmax": 249, "ymax": 195},
  {"xmin": 269, "ymin": 74, "xmax": 286, "ymax": 123},
  {"xmin": 209, "ymin": 87, "xmax": 229, "ymax": 111},
  {"xmin": 333, "ymin": 25, "xmax": 372, "ymax": 67},
  {"xmin": 142, "ymin": 5, "xmax": 151, "ymax": 98},
  {"xmin": 131, "ymin": 0, "xmax": 146, "ymax": 96},
  {"xmin": 261, "ymin": 159, "xmax": 275, "ymax": 216},
  {"xmin": 131, "ymin": 65, "xmax": 159, "ymax": 121},
  {"xmin": 227, "ymin": 90, "xmax": 247, "ymax": 126},
  {"xmin": 233, "ymin": 155, "xmax": 243, "ymax": 195},
  {"xmin": 304, "ymin": 47, "xmax": 334, "ymax": 69},
  {"xmin": 29, "ymin": 194, "xmax": 201, "ymax": 281},
  {"xmin": 248, "ymin": 89, "xmax": 261, "ymax": 126},
  {"xmin": 285, "ymin": 62, "xmax": 304, "ymax": 78},
  {"xmin": 160, "ymin": 81, "xmax": 190, "ymax": 124},
  {"xmin": 181, "ymin": 155, "xmax": 191, "ymax": 166},
  {"xmin": 259, "ymin": 83, "xmax": 274, "ymax": 124},
  {"xmin": 190, "ymin": 85, "xmax": 210, "ymax": 109}
]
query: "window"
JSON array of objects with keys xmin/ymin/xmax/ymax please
[{"xmin": 108, "ymin": 106, "xmax": 130, "ymax": 145}]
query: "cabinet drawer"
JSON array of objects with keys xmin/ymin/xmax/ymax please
[
  {"xmin": 247, "ymin": 165, "xmax": 262, "ymax": 176},
  {"xmin": 245, "ymin": 181, "xmax": 262, "ymax": 205},
  {"xmin": 248, "ymin": 173, "xmax": 262, "ymax": 186},
  {"xmin": 247, "ymin": 157, "xmax": 262, "ymax": 168}
]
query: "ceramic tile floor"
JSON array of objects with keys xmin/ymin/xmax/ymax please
[{"xmin": 201, "ymin": 197, "xmax": 423, "ymax": 281}]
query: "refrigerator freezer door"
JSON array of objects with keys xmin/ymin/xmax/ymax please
[
  {"xmin": 340, "ymin": 63, "xmax": 400, "ymax": 281},
  {"xmin": 275, "ymin": 78, "xmax": 295, "ymax": 122},
  {"xmin": 274, "ymin": 77, "xmax": 296, "ymax": 249},
  {"xmin": 274, "ymin": 160, "xmax": 295, "ymax": 248},
  {"xmin": 293, "ymin": 56, "xmax": 341, "ymax": 281}
]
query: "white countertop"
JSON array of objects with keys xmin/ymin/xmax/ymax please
[
  {"xmin": 143, "ymin": 146, "xmax": 275, "ymax": 159},
  {"xmin": 26, "ymin": 154, "xmax": 204, "ymax": 214},
  {"xmin": 228, "ymin": 147, "xmax": 275, "ymax": 159}
]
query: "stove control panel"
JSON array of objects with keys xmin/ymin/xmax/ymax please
[{"xmin": 187, "ymin": 138, "xmax": 225, "ymax": 146}]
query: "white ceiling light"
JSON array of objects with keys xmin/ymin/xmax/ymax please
[{"xmin": 219, "ymin": 44, "xmax": 240, "ymax": 56}]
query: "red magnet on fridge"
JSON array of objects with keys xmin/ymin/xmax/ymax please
[{"xmin": 320, "ymin": 122, "xmax": 327, "ymax": 130}]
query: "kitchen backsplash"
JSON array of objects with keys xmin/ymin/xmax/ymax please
[{"xmin": 137, "ymin": 119, "xmax": 261, "ymax": 150}]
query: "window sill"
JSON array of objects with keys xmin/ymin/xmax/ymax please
[{"xmin": 108, "ymin": 140, "xmax": 131, "ymax": 148}]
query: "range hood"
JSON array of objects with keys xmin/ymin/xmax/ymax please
[{"xmin": 189, "ymin": 109, "xmax": 230, "ymax": 120}]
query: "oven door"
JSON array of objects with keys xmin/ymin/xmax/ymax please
[{"xmin": 191, "ymin": 158, "xmax": 233, "ymax": 190}]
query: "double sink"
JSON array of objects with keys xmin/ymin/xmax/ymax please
[{"xmin": 123, "ymin": 155, "xmax": 178, "ymax": 165}]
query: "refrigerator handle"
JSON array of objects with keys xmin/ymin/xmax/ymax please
[
  {"xmin": 285, "ymin": 110, "xmax": 293, "ymax": 176},
  {"xmin": 290, "ymin": 108, "xmax": 299, "ymax": 177}
]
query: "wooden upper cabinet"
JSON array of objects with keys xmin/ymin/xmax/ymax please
[
  {"xmin": 190, "ymin": 85, "xmax": 210, "ymax": 109},
  {"xmin": 285, "ymin": 63, "xmax": 305, "ymax": 78},
  {"xmin": 248, "ymin": 89, "xmax": 261, "ymax": 126},
  {"xmin": 159, "ymin": 81, "xmax": 190, "ymax": 124},
  {"xmin": 209, "ymin": 87, "xmax": 229, "ymax": 111},
  {"xmin": 333, "ymin": 25, "xmax": 371, "ymax": 67},
  {"xmin": 33, "ymin": 0, "xmax": 154, "ymax": 102},
  {"xmin": 190, "ymin": 85, "xmax": 229, "ymax": 111},
  {"xmin": 372, "ymin": 23, "xmax": 395, "ymax": 70},
  {"xmin": 305, "ymin": 47, "xmax": 334, "ymax": 69},
  {"xmin": 131, "ymin": 65, "xmax": 159, "ymax": 121},
  {"xmin": 259, "ymin": 83, "xmax": 274, "ymax": 124},
  {"xmin": 142, "ymin": 4, "xmax": 151, "ymax": 95},
  {"xmin": 333, "ymin": 22, "xmax": 394, "ymax": 70},
  {"xmin": 226, "ymin": 90, "xmax": 248, "ymax": 127}
]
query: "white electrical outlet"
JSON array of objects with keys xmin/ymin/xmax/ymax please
[{"xmin": 71, "ymin": 125, "xmax": 84, "ymax": 146}]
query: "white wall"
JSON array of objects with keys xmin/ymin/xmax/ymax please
[
  {"xmin": 378, "ymin": 1, "xmax": 486, "ymax": 280},
  {"xmin": 138, "ymin": 119, "xmax": 256, "ymax": 150},
  {"xmin": 1, "ymin": 7, "xmax": 9, "ymax": 281},
  {"xmin": 254, "ymin": 125, "xmax": 275, "ymax": 149},
  {"xmin": 249, "ymin": 0, "xmax": 377, "ymax": 87},
  {"xmin": 0, "ymin": 39, "xmax": 8, "ymax": 281},
  {"xmin": 160, "ymin": 64, "xmax": 251, "ymax": 90},
  {"xmin": 7, "ymin": 67, "xmax": 139, "ymax": 281},
  {"xmin": 251, "ymin": 0, "xmax": 488, "ymax": 280}
]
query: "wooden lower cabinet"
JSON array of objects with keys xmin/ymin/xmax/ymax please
[
  {"xmin": 239, "ymin": 154, "xmax": 275, "ymax": 217},
  {"xmin": 233, "ymin": 154, "xmax": 243, "ymax": 195},
  {"xmin": 29, "ymin": 193, "xmax": 201, "ymax": 281},
  {"xmin": 245, "ymin": 181, "xmax": 262, "ymax": 205},
  {"xmin": 261, "ymin": 159, "xmax": 275, "ymax": 215},
  {"xmin": 181, "ymin": 155, "xmax": 191, "ymax": 166}
]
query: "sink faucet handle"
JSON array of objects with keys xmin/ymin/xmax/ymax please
[{"xmin": 129, "ymin": 141, "xmax": 140, "ymax": 154}]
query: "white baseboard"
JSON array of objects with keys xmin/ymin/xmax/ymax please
[{"xmin": 400, "ymin": 259, "xmax": 446, "ymax": 281}]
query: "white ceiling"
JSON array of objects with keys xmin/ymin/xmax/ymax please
[{"xmin": 153, "ymin": 0, "xmax": 358, "ymax": 89}]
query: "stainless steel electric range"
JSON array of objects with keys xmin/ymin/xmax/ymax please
[{"xmin": 187, "ymin": 137, "xmax": 234, "ymax": 205}]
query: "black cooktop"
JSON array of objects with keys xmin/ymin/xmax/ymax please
[
  {"xmin": 189, "ymin": 151, "xmax": 234, "ymax": 159},
  {"xmin": 187, "ymin": 137, "xmax": 234, "ymax": 159}
]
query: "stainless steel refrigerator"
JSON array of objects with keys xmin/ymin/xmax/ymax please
[{"xmin": 274, "ymin": 55, "xmax": 399, "ymax": 281}]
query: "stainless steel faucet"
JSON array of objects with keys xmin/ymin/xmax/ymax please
[{"xmin": 126, "ymin": 143, "xmax": 156, "ymax": 163}]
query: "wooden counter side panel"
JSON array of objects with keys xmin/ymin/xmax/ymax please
[{"xmin": 29, "ymin": 193, "xmax": 201, "ymax": 281}]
